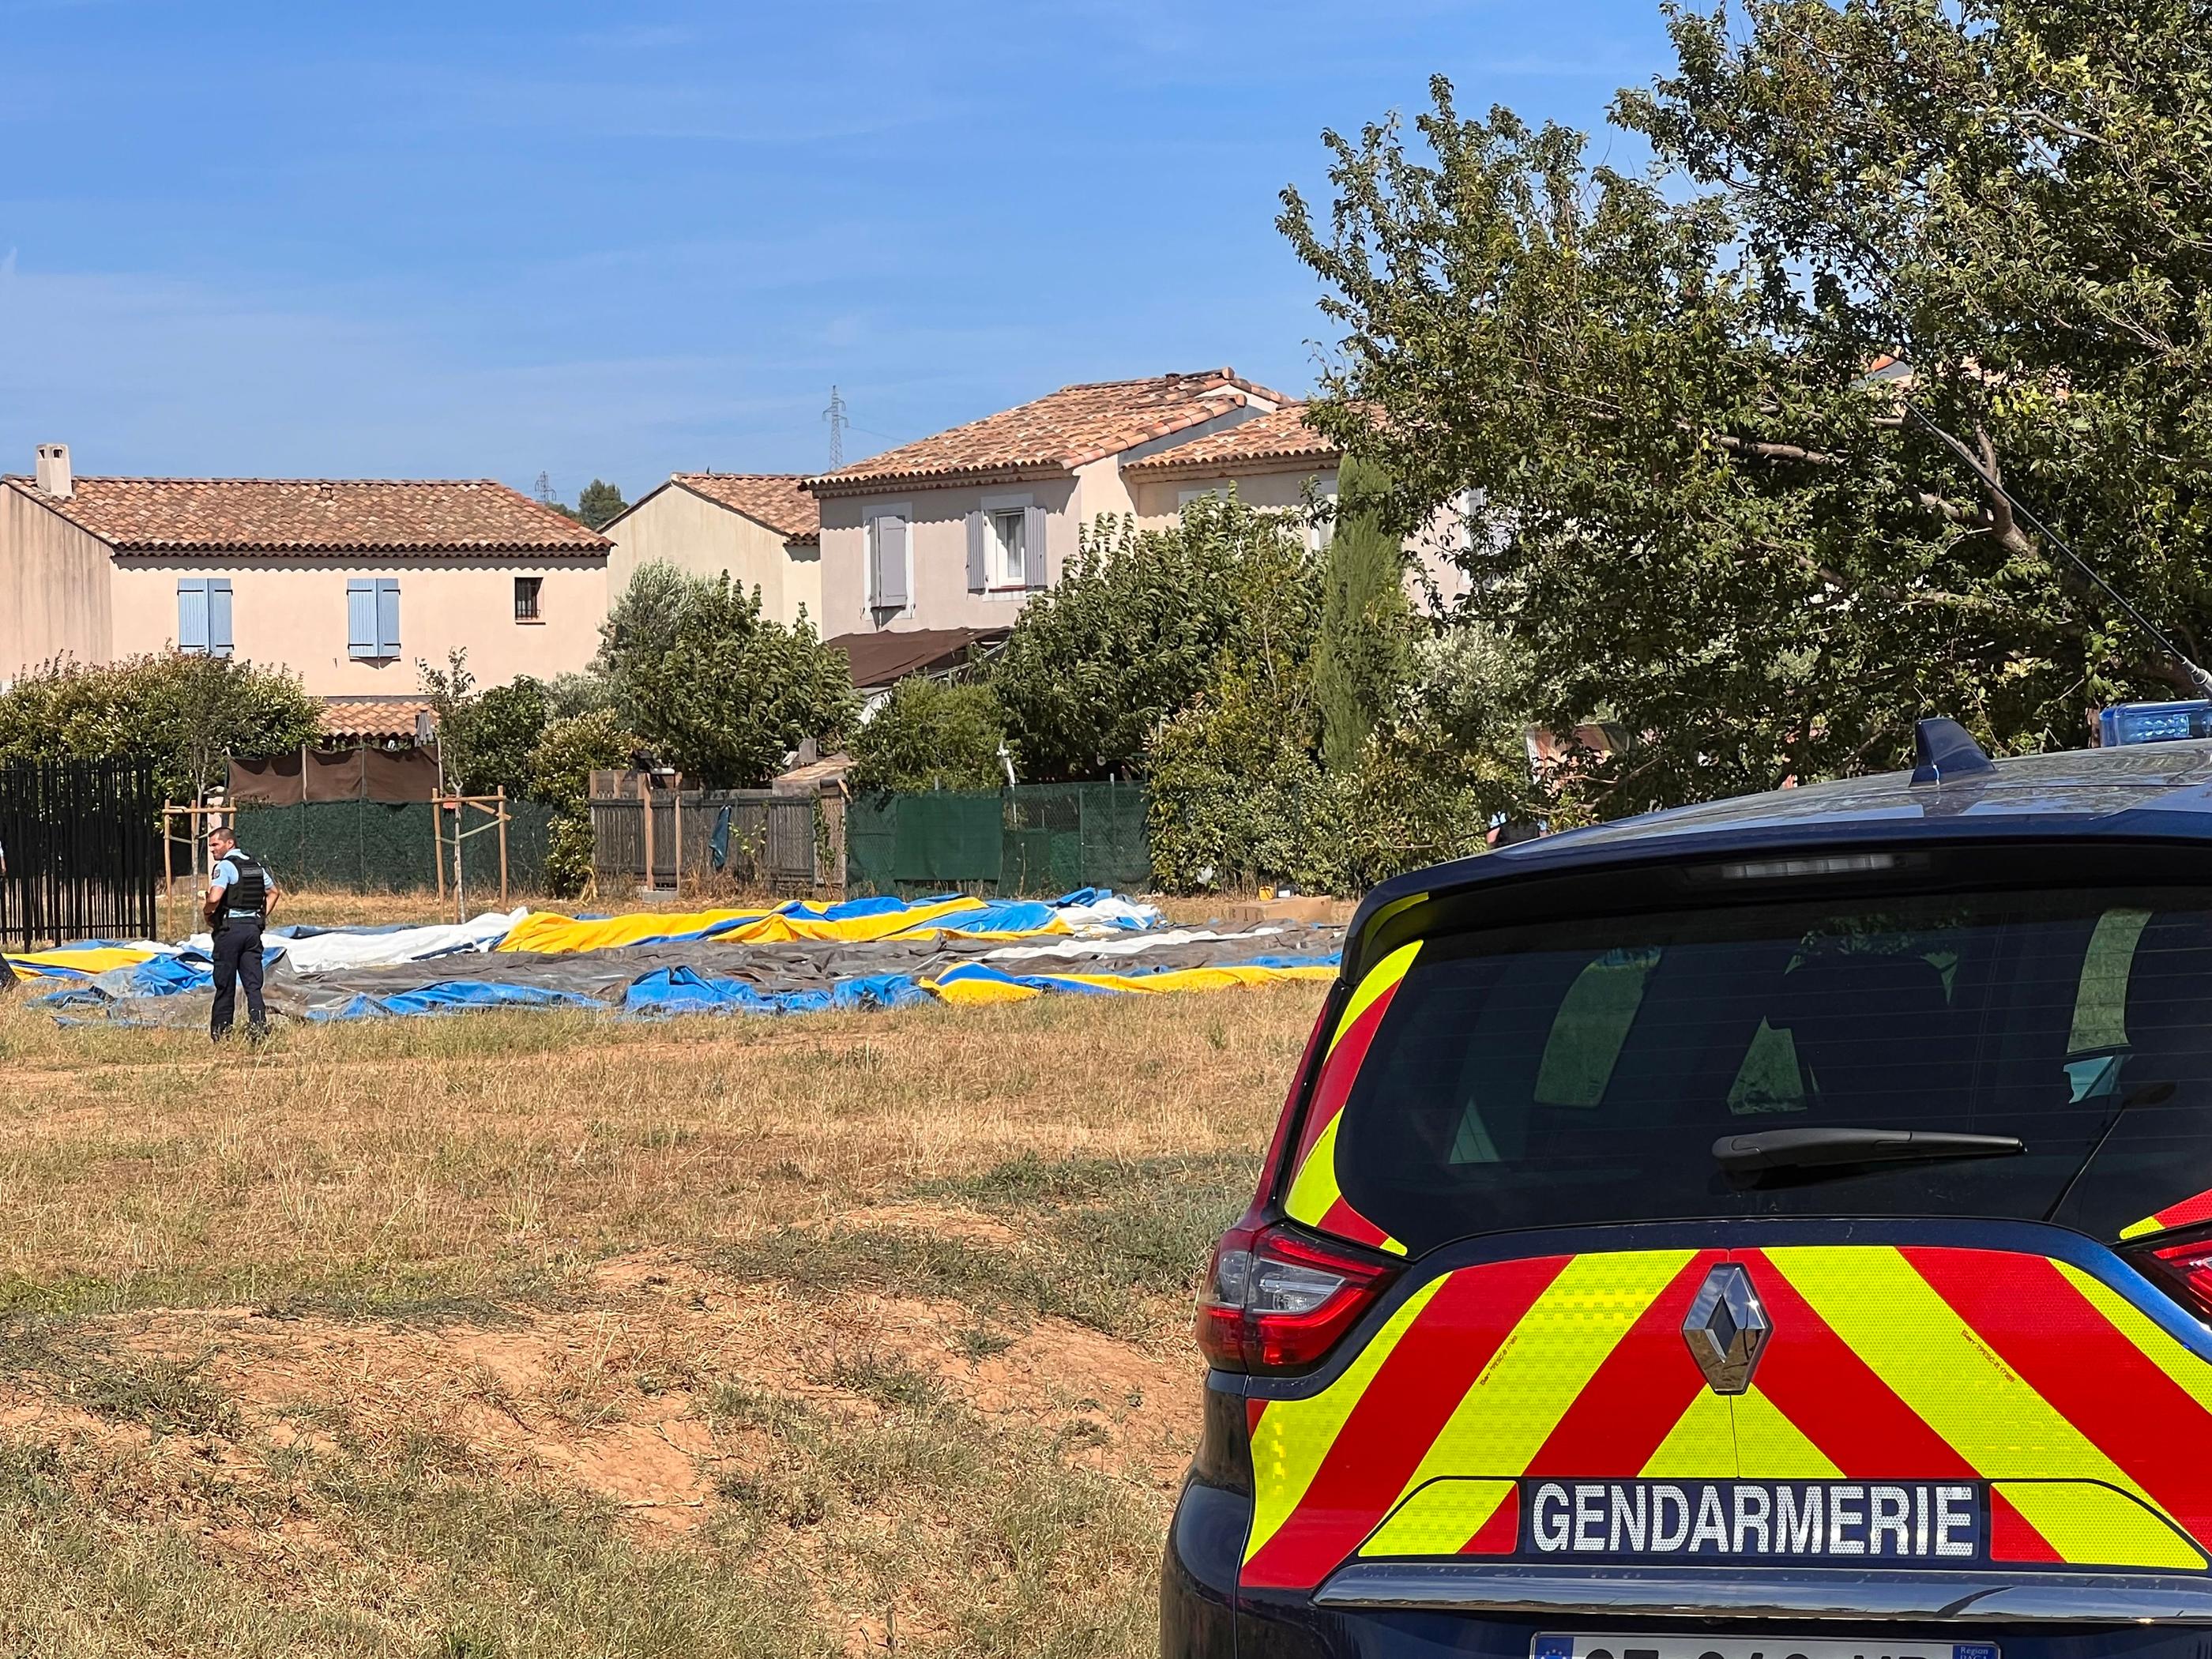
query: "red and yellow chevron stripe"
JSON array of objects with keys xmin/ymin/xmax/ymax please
[
  {"xmin": 2122, "ymin": 1186, "xmax": 2212, "ymax": 1240},
  {"xmin": 1280, "ymin": 942, "xmax": 1420, "ymax": 1254},
  {"xmin": 1243, "ymin": 1243, "xmax": 2212, "ymax": 1590}
]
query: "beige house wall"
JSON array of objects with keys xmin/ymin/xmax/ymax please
[
  {"xmin": 108, "ymin": 556, "xmax": 608, "ymax": 696},
  {"xmin": 604, "ymin": 485, "xmax": 821, "ymax": 627},
  {"xmin": 817, "ymin": 472, "xmax": 1079, "ymax": 639},
  {"xmin": 0, "ymin": 489, "xmax": 115, "ymax": 675},
  {"xmin": 1127, "ymin": 465, "xmax": 1334, "ymax": 530},
  {"xmin": 1132, "ymin": 464, "xmax": 1472, "ymax": 618}
]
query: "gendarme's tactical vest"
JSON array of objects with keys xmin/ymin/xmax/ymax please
[{"xmin": 216, "ymin": 850, "xmax": 268, "ymax": 919}]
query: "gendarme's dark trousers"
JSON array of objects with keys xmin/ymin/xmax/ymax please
[{"xmin": 210, "ymin": 917, "xmax": 266, "ymax": 1040}]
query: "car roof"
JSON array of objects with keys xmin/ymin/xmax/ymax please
[{"xmin": 1348, "ymin": 738, "xmax": 2212, "ymax": 964}]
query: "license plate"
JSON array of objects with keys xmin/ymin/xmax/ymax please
[{"xmin": 1536, "ymin": 1639, "xmax": 1999, "ymax": 1659}]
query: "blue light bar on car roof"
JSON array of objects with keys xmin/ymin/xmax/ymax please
[{"xmin": 2101, "ymin": 699, "xmax": 2212, "ymax": 747}]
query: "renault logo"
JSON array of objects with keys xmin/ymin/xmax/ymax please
[{"xmin": 1680, "ymin": 1262, "xmax": 1770, "ymax": 1394}]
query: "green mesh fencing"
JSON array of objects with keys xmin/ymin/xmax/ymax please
[
  {"xmin": 233, "ymin": 801, "xmax": 553, "ymax": 897},
  {"xmin": 845, "ymin": 783, "xmax": 1150, "ymax": 897}
]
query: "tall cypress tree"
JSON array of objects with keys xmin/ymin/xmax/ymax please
[{"xmin": 1312, "ymin": 452, "xmax": 1413, "ymax": 773}]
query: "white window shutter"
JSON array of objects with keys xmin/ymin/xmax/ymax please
[
  {"xmin": 875, "ymin": 517, "xmax": 908, "ymax": 608},
  {"xmin": 347, "ymin": 580, "xmax": 377, "ymax": 657},
  {"xmin": 1023, "ymin": 505, "xmax": 1049, "ymax": 589},
  {"xmin": 966, "ymin": 510, "xmax": 987, "ymax": 592},
  {"xmin": 176, "ymin": 579, "xmax": 209, "ymax": 653},
  {"xmin": 375, "ymin": 578, "xmax": 402, "ymax": 657},
  {"xmin": 208, "ymin": 579, "xmax": 234, "ymax": 656}
]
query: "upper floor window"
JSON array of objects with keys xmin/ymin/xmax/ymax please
[
  {"xmin": 868, "ymin": 513, "xmax": 911, "ymax": 613},
  {"xmin": 176, "ymin": 578, "xmax": 233, "ymax": 658},
  {"xmin": 347, "ymin": 577, "xmax": 401, "ymax": 661},
  {"xmin": 989, "ymin": 509, "xmax": 1028, "ymax": 588},
  {"xmin": 967, "ymin": 501, "xmax": 1047, "ymax": 594},
  {"xmin": 514, "ymin": 576, "xmax": 544, "ymax": 622}
]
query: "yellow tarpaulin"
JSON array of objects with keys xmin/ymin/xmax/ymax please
[
  {"xmin": 2, "ymin": 944, "xmax": 164, "ymax": 978},
  {"xmin": 925, "ymin": 962, "xmax": 1335, "ymax": 1006},
  {"xmin": 495, "ymin": 897, "xmax": 1070, "ymax": 956}
]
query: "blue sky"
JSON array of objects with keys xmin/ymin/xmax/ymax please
[{"xmin": 0, "ymin": 1, "xmax": 1668, "ymax": 499}]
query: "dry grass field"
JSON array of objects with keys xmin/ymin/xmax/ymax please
[{"xmin": 0, "ymin": 974, "xmax": 1322, "ymax": 1657}]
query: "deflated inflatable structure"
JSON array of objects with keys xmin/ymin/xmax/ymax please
[{"xmin": 6, "ymin": 891, "xmax": 1340, "ymax": 1026}]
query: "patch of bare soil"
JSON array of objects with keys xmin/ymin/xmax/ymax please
[{"xmin": 0, "ymin": 1246, "xmax": 1200, "ymax": 1541}]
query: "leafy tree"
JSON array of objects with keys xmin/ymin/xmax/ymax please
[
  {"xmin": 0, "ymin": 653, "xmax": 321, "ymax": 803},
  {"xmin": 1281, "ymin": 2, "xmax": 2212, "ymax": 818},
  {"xmin": 618, "ymin": 575, "xmax": 855, "ymax": 788},
  {"xmin": 529, "ymin": 707, "xmax": 637, "ymax": 895},
  {"xmin": 1311, "ymin": 453, "xmax": 1416, "ymax": 773},
  {"xmin": 850, "ymin": 679, "xmax": 1010, "ymax": 793},
  {"xmin": 995, "ymin": 493, "xmax": 1318, "ymax": 781},
  {"xmin": 595, "ymin": 561, "xmax": 694, "ymax": 704},
  {"xmin": 543, "ymin": 671, "xmax": 615, "ymax": 720},
  {"xmin": 417, "ymin": 652, "xmax": 551, "ymax": 797},
  {"xmin": 576, "ymin": 479, "xmax": 627, "ymax": 530}
]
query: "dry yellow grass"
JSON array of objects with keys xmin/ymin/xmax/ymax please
[{"xmin": 0, "ymin": 980, "xmax": 1322, "ymax": 1657}]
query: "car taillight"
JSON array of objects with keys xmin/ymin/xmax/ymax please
[
  {"xmin": 1196, "ymin": 1221, "xmax": 1397, "ymax": 1375},
  {"xmin": 2135, "ymin": 1233, "xmax": 2212, "ymax": 1321}
]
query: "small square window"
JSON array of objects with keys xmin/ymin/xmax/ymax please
[
  {"xmin": 990, "ymin": 509, "xmax": 1027, "ymax": 587},
  {"xmin": 514, "ymin": 576, "xmax": 543, "ymax": 622}
]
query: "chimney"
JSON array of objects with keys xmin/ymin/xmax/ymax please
[{"xmin": 33, "ymin": 443, "xmax": 71, "ymax": 499}]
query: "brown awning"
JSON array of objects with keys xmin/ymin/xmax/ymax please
[
  {"xmin": 228, "ymin": 747, "xmax": 442, "ymax": 803},
  {"xmin": 827, "ymin": 627, "xmax": 1008, "ymax": 691}
]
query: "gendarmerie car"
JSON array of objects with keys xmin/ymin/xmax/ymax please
[{"xmin": 1168, "ymin": 715, "xmax": 2212, "ymax": 1659}]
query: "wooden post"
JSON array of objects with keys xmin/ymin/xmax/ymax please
[
  {"xmin": 638, "ymin": 775, "xmax": 655, "ymax": 895},
  {"xmin": 672, "ymin": 789, "xmax": 683, "ymax": 900},
  {"xmin": 450, "ymin": 799, "xmax": 465, "ymax": 923},
  {"xmin": 496, "ymin": 786, "xmax": 510, "ymax": 906},
  {"xmin": 434, "ymin": 795, "xmax": 446, "ymax": 902},
  {"xmin": 162, "ymin": 803, "xmax": 174, "ymax": 939}
]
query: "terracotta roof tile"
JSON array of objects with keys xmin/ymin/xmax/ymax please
[
  {"xmin": 1122, "ymin": 404, "xmax": 1339, "ymax": 476},
  {"xmin": 2, "ymin": 476, "xmax": 609, "ymax": 554},
  {"xmin": 806, "ymin": 369, "xmax": 1288, "ymax": 494},
  {"xmin": 318, "ymin": 696, "xmax": 436, "ymax": 740},
  {"xmin": 669, "ymin": 472, "xmax": 820, "ymax": 543}
]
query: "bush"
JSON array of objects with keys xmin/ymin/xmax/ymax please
[
  {"xmin": 599, "ymin": 566, "xmax": 854, "ymax": 788},
  {"xmin": 994, "ymin": 494, "xmax": 1311, "ymax": 781},
  {"xmin": 417, "ymin": 652, "xmax": 549, "ymax": 798},
  {"xmin": 850, "ymin": 679, "xmax": 1009, "ymax": 793},
  {"xmin": 529, "ymin": 709, "xmax": 637, "ymax": 896},
  {"xmin": 0, "ymin": 653, "xmax": 322, "ymax": 803}
]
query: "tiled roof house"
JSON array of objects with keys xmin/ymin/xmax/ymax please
[
  {"xmin": 600, "ymin": 472, "xmax": 823, "ymax": 628},
  {"xmin": 802, "ymin": 370, "xmax": 1297, "ymax": 642},
  {"xmin": 0, "ymin": 444, "xmax": 611, "ymax": 694}
]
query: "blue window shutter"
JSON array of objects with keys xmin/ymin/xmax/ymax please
[
  {"xmin": 176, "ymin": 579, "xmax": 209, "ymax": 653},
  {"xmin": 1023, "ymin": 505, "xmax": 1049, "ymax": 589},
  {"xmin": 347, "ymin": 579, "xmax": 377, "ymax": 658},
  {"xmin": 966, "ymin": 511, "xmax": 986, "ymax": 592},
  {"xmin": 208, "ymin": 580, "xmax": 233, "ymax": 657},
  {"xmin": 375, "ymin": 578, "xmax": 401, "ymax": 658}
]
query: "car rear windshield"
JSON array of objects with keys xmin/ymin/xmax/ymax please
[{"xmin": 1334, "ymin": 886, "xmax": 2212, "ymax": 1251}]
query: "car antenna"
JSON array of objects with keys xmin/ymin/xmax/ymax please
[{"xmin": 1905, "ymin": 401, "xmax": 2212, "ymax": 698}]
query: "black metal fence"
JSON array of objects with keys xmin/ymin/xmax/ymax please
[{"xmin": 0, "ymin": 760, "xmax": 162, "ymax": 953}]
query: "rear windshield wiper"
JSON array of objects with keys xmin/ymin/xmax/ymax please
[{"xmin": 1714, "ymin": 1127, "xmax": 2024, "ymax": 1175}]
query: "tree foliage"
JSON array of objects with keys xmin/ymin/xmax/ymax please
[
  {"xmin": 1281, "ymin": 1, "xmax": 2212, "ymax": 816},
  {"xmin": 849, "ymin": 678, "xmax": 1009, "ymax": 793},
  {"xmin": 417, "ymin": 651, "xmax": 550, "ymax": 798},
  {"xmin": 576, "ymin": 479, "xmax": 628, "ymax": 530},
  {"xmin": 608, "ymin": 570, "xmax": 854, "ymax": 789},
  {"xmin": 529, "ymin": 708, "xmax": 638, "ymax": 895},
  {"xmin": 994, "ymin": 493, "xmax": 1322, "ymax": 781},
  {"xmin": 0, "ymin": 653, "xmax": 322, "ymax": 803},
  {"xmin": 1312, "ymin": 453, "xmax": 1416, "ymax": 773}
]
